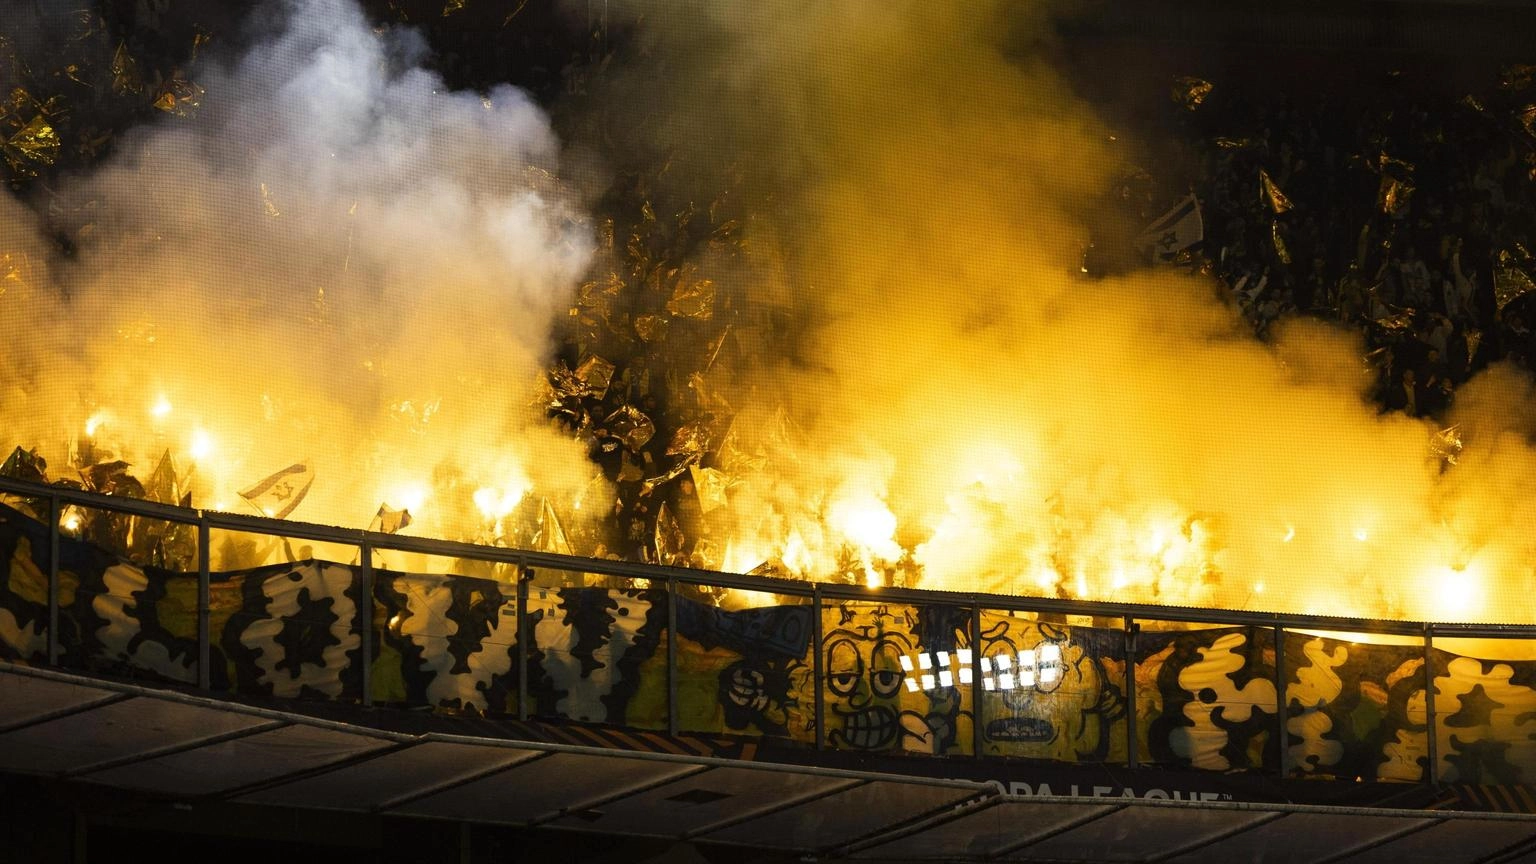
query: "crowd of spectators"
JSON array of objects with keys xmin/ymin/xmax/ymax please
[{"xmin": 1145, "ymin": 69, "xmax": 1536, "ymax": 418}]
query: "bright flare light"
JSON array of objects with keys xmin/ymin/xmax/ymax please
[
  {"xmin": 473, "ymin": 484, "xmax": 527, "ymax": 520},
  {"xmin": 829, "ymin": 495, "xmax": 899, "ymax": 558},
  {"xmin": 150, "ymin": 396, "xmax": 172, "ymax": 418},
  {"xmin": 1431, "ymin": 563, "xmax": 1482, "ymax": 621},
  {"xmin": 393, "ymin": 483, "xmax": 428, "ymax": 515},
  {"xmin": 84, "ymin": 411, "xmax": 110, "ymax": 437},
  {"xmin": 189, "ymin": 429, "xmax": 215, "ymax": 461}
]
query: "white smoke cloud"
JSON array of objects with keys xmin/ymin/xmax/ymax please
[{"xmin": 1, "ymin": 0, "xmax": 596, "ymax": 541}]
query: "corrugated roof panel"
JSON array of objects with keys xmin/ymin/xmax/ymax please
[
  {"xmin": 1345, "ymin": 816, "xmax": 1536, "ymax": 864},
  {"xmin": 83, "ymin": 723, "xmax": 392, "ymax": 796},
  {"xmin": 851, "ymin": 799, "xmax": 1120, "ymax": 860},
  {"xmin": 0, "ymin": 671, "xmax": 118, "ymax": 730},
  {"xmin": 237, "ymin": 741, "xmax": 544, "ymax": 811},
  {"xmin": 0, "ymin": 696, "xmax": 269, "ymax": 775},
  {"xmin": 6, "ymin": 664, "xmax": 1536, "ymax": 864},
  {"xmin": 1164, "ymin": 811, "xmax": 1416, "ymax": 864},
  {"xmin": 546, "ymin": 764, "xmax": 854, "ymax": 839},
  {"xmin": 702, "ymin": 777, "xmax": 983, "ymax": 852},
  {"xmin": 1007, "ymin": 803, "xmax": 1273, "ymax": 862},
  {"xmin": 390, "ymin": 750, "xmax": 704, "ymax": 825}
]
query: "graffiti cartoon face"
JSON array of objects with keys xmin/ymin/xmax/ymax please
[
  {"xmin": 824, "ymin": 626, "xmax": 912, "ymax": 749},
  {"xmin": 978, "ymin": 617, "xmax": 1120, "ymax": 761}
]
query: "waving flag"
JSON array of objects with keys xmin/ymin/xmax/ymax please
[
  {"xmin": 1259, "ymin": 169, "xmax": 1293, "ymax": 214},
  {"xmin": 1494, "ymin": 248, "xmax": 1536, "ymax": 313},
  {"xmin": 370, "ymin": 503, "xmax": 412, "ymax": 534},
  {"xmin": 1135, "ymin": 194, "xmax": 1203, "ymax": 263},
  {"xmin": 239, "ymin": 460, "xmax": 314, "ymax": 519}
]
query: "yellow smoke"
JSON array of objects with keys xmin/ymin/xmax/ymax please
[
  {"xmin": 593, "ymin": 1, "xmax": 1536, "ymax": 622},
  {"xmin": 0, "ymin": 0, "xmax": 602, "ymax": 548}
]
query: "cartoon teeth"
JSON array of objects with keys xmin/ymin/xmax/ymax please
[
  {"xmin": 836, "ymin": 705, "xmax": 900, "ymax": 749},
  {"xmin": 901, "ymin": 642, "xmax": 1067, "ymax": 694}
]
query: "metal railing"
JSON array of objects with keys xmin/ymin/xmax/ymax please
[{"xmin": 3, "ymin": 473, "xmax": 1534, "ymax": 787}]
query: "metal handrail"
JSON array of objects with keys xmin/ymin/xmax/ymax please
[
  {"xmin": 3, "ymin": 474, "xmax": 1528, "ymax": 636},
  {"xmin": 4, "ymin": 471, "xmax": 1534, "ymax": 789}
]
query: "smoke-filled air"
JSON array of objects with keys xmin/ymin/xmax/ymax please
[
  {"xmin": 1, "ymin": 0, "xmax": 599, "ymax": 548},
  {"xmin": 4, "ymin": 0, "xmax": 1536, "ymax": 623}
]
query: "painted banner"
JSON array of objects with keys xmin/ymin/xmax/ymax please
[
  {"xmin": 1137, "ymin": 626, "xmax": 1278, "ymax": 772},
  {"xmin": 1283, "ymin": 631, "xmax": 1427, "ymax": 782},
  {"xmin": 5, "ymin": 502, "xmax": 1536, "ymax": 790}
]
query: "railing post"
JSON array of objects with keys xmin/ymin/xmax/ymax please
[
  {"xmin": 667, "ymin": 575, "xmax": 679, "ymax": 738},
  {"xmin": 46, "ymin": 492, "xmax": 60, "ymax": 666},
  {"xmin": 1125, "ymin": 616, "xmax": 1138, "ymax": 768},
  {"xmin": 197, "ymin": 516, "xmax": 211, "ymax": 691},
  {"xmin": 1274, "ymin": 625, "xmax": 1287, "ymax": 777},
  {"xmin": 1424, "ymin": 624, "xmax": 1438, "ymax": 787},
  {"xmin": 971, "ymin": 602, "xmax": 983, "ymax": 759},
  {"xmin": 517, "ymin": 563, "xmax": 531, "ymax": 722},
  {"xmin": 359, "ymin": 542, "xmax": 373, "ymax": 708},
  {"xmin": 813, "ymin": 583, "xmax": 825, "ymax": 751}
]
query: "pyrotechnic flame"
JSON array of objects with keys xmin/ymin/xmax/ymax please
[
  {"xmin": 84, "ymin": 412, "xmax": 111, "ymax": 438},
  {"xmin": 473, "ymin": 483, "xmax": 528, "ymax": 520},
  {"xmin": 189, "ymin": 429, "xmax": 215, "ymax": 462},
  {"xmin": 828, "ymin": 494, "xmax": 899, "ymax": 561},
  {"xmin": 1430, "ymin": 562, "xmax": 1483, "ymax": 621},
  {"xmin": 391, "ymin": 483, "xmax": 429, "ymax": 516}
]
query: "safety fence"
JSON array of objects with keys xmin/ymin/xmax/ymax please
[{"xmin": 3, "ymin": 475, "xmax": 1535, "ymax": 787}]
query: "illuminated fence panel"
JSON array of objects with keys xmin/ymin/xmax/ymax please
[
  {"xmin": 0, "ymin": 502, "xmax": 53, "ymax": 665},
  {"xmin": 373, "ymin": 570, "xmax": 519, "ymax": 714},
  {"xmin": 217, "ymin": 559, "xmax": 366, "ymax": 702},
  {"xmin": 821, "ymin": 601, "xmax": 974, "ymax": 757},
  {"xmin": 40, "ymin": 504, "xmax": 206, "ymax": 688},
  {"xmin": 1134, "ymin": 624, "xmax": 1279, "ymax": 772},
  {"xmin": 976, "ymin": 611, "xmax": 1129, "ymax": 763},
  {"xmin": 523, "ymin": 578, "xmax": 670, "ymax": 730},
  {"xmin": 673, "ymin": 588, "xmax": 815, "ymax": 745},
  {"xmin": 1282, "ymin": 631, "xmax": 1427, "ymax": 782},
  {"xmin": 18, "ymin": 482, "xmax": 1536, "ymax": 793},
  {"xmin": 82, "ymin": 554, "xmax": 201, "ymax": 688},
  {"xmin": 1430, "ymin": 641, "xmax": 1536, "ymax": 785}
]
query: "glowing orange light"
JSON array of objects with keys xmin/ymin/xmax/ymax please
[
  {"xmin": 189, "ymin": 429, "xmax": 214, "ymax": 461},
  {"xmin": 831, "ymin": 498, "xmax": 897, "ymax": 554},
  {"xmin": 84, "ymin": 411, "xmax": 110, "ymax": 437},
  {"xmin": 392, "ymin": 484, "xmax": 429, "ymax": 515},
  {"xmin": 473, "ymin": 483, "xmax": 526, "ymax": 520}
]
